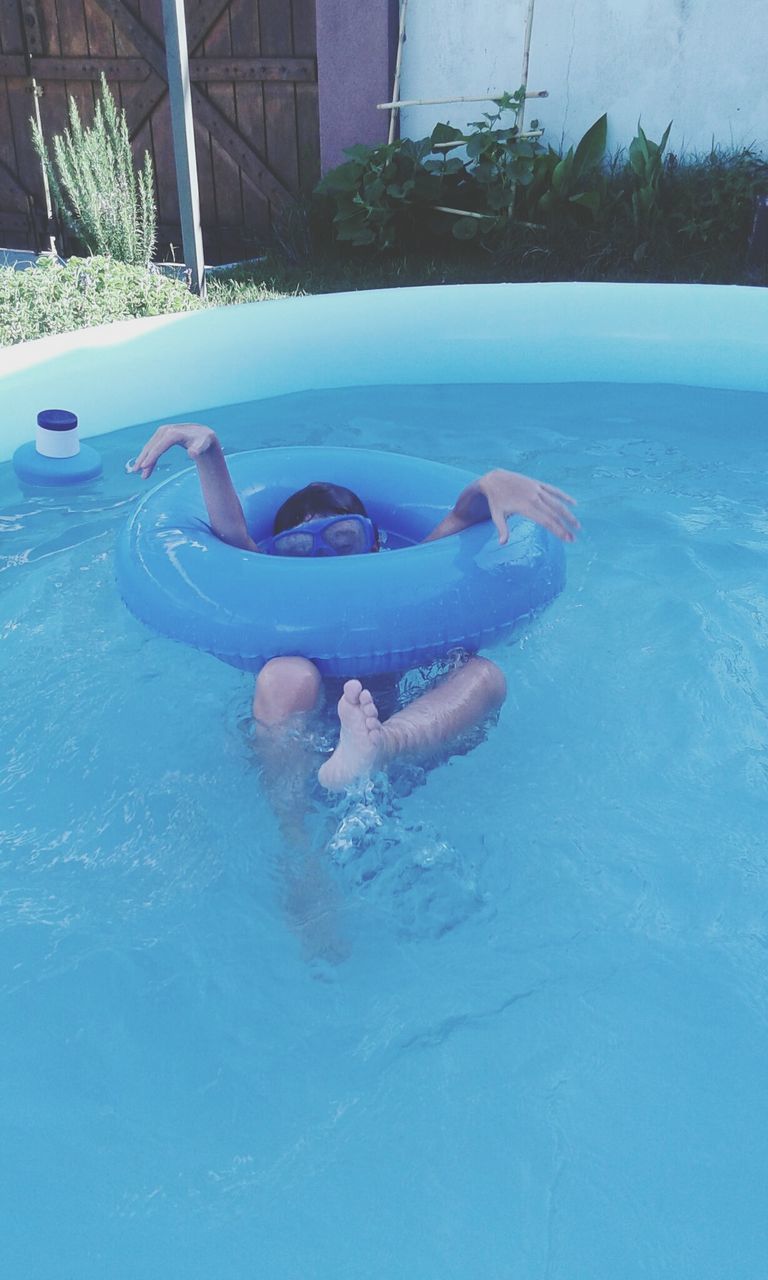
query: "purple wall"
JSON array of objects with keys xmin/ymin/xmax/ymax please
[{"xmin": 315, "ymin": 0, "xmax": 396, "ymax": 174}]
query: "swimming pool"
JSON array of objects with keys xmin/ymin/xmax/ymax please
[{"xmin": 2, "ymin": 285, "xmax": 768, "ymax": 1279}]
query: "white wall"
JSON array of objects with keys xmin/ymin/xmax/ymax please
[{"xmin": 398, "ymin": 0, "xmax": 768, "ymax": 158}]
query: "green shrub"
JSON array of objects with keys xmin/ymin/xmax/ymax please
[
  {"xmin": 316, "ymin": 107, "xmax": 768, "ymax": 284},
  {"xmin": 317, "ymin": 93, "xmax": 608, "ymax": 251},
  {"xmin": 31, "ymin": 74, "xmax": 157, "ymax": 266},
  {"xmin": 0, "ymin": 255, "xmax": 201, "ymax": 346},
  {"xmin": 317, "ymin": 136, "xmax": 456, "ymax": 251},
  {"xmin": 582, "ymin": 136, "xmax": 768, "ymax": 278},
  {"xmin": 529, "ymin": 114, "xmax": 608, "ymax": 223},
  {"xmin": 662, "ymin": 146, "xmax": 768, "ymax": 257}
]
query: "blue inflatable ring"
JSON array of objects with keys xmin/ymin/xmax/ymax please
[{"xmin": 116, "ymin": 446, "xmax": 566, "ymax": 676}]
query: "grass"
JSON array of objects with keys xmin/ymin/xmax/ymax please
[
  {"xmin": 205, "ymin": 251, "xmax": 483, "ymax": 303},
  {"xmin": 1, "ymin": 146, "xmax": 766, "ymax": 347}
]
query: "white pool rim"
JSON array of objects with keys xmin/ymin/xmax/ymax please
[{"xmin": 1, "ymin": 282, "xmax": 767, "ymax": 462}]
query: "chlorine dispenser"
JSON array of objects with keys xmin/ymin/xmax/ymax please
[{"xmin": 13, "ymin": 410, "xmax": 102, "ymax": 487}]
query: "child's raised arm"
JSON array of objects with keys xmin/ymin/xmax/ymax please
[
  {"xmin": 131, "ymin": 424, "xmax": 259, "ymax": 552},
  {"xmin": 423, "ymin": 469, "xmax": 579, "ymax": 545}
]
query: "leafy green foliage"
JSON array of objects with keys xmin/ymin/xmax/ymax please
[
  {"xmin": 0, "ymin": 255, "xmax": 200, "ymax": 346},
  {"xmin": 317, "ymin": 136, "xmax": 457, "ymax": 250},
  {"xmin": 627, "ymin": 121, "xmax": 672, "ymax": 247},
  {"xmin": 318, "ymin": 93, "xmax": 608, "ymax": 251},
  {"xmin": 451, "ymin": 90, "xmax": 533, "ymax": 236},
  {"xmin": 31, "ymin": 75, "xmax": 157, "ymax": 266},
  {"xmin": 533, "ymin": 114, "xmax": 608, "ymax": 220},
  {"xmin": 658, "ymin": 145, "xmax": 768, "ymax": 270},
  {"xmin": 313, "ymin": 125, "xmax": 768, "ymax": 286},
  {"xmin": 315, "ymin": 100, "xmax": 768, "ymax": 284}
]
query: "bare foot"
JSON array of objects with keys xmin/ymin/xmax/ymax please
[{"xmin": 318, "ymin": 679, "xmax": 385, "ymax": 791}]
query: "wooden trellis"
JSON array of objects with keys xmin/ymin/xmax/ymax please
[{"xmin": 378, "ymin": 0, "xmax": 546, "ymax": 142}]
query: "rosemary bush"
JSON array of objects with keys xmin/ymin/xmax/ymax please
[{"xmin": 32, "ymin": 75, "xmax": 157, "ymax": 266}]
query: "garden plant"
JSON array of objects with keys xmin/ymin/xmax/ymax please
[
  {"xmin": 31, "ymin": 74, "xmax": 157, "ymax": 267},
  {"xmin": 316, "ymin": 94, "xmax": 768, "ymax": 284},
  {"xmin": 2, "ymin": 86, "xmax": 767, "ymax": 347}
]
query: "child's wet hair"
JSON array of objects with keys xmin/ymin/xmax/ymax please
[{"xmin": 273, "ymin": 481, "xmax": 369, "ymax": 534}]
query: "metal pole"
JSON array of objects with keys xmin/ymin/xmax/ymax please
[
  {"xmin": 19, "ymin": 0, "xmax": 58, "ymax": 253},
  {"xmin": 161, "ymin": 0, "xmax": 205, "ymax": 295},
  {"xmin": 30, "ymin": 79, "xmax": 58, "ymax": 256}
]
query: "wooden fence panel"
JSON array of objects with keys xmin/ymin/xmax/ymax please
[
  {"xmin": 228, "ymin": 0, "xmax": 267, "ymax": 252},
  {"xmin": 203, "ymin": 0, "xmax": 242, "ymax": 256},
  {"xmin": 293, "ymin": 0, "xmax": 320, "ymax": 197},
  {"xmin": 0, "ymin": 0, "xmax": 319, "ymax": 261},
  {"xmin": 0, "ymin": 4, "xmax": 38, "ymax": 242}
]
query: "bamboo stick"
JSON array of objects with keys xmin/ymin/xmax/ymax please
[
  {"xmin": 516, "ymin": 0, "xmax": 537, "ymax": 134},
  {"xmin": 433, "ymin": 206, "xmax": 494, "ymax": 219},
  {"xmin": 388, "ymin": 0, "xmax": 409, "ymax": 144},
  {"xmin": 378, "ymin": 91, "xmax": 548, "ymax": 111},
  {"xmin": 431, "ymin": 129, "xmax": 543, "ymax": 150},
  {"xmin": 432, "ymin": 206, "xmax": 545, "ymax": 231},
  {"xmin": 504, "ymin": 0, "xmax": 539, "ymax": 224}
]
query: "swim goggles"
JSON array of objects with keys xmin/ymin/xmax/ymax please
[{"xmin": 261, "ymin": 513, "xmax": 377, "ymax": 557}]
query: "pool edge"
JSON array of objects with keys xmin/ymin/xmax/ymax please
[{"xmin": 1, "ymin": 281, "xmax": 767, "ymax": 460}]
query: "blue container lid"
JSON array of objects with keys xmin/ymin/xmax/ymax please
[{"xmin": 37, "ymin": 409, "xmax": 78, "ymax": 431}]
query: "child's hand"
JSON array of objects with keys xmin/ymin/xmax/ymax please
[
  {"xmin": 130, "ymin": 423, "xmax": 218, "ymax": 479},
  {"xmin": 467, "ymin": 470, "xmax": 580, "ymax": 544}
]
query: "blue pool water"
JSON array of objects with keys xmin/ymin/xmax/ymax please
[{"xmin": 2, "ymin": 381, "xmax": 768, "ymax": 1279}]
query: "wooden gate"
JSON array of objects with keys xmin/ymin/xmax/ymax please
[{"xmin": 0, "ymin": 0, "xmax": 319, "ymax": 262}]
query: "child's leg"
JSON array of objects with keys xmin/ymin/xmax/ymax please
[
  {"xmin": 252, "ymin": 657, "xmax": 349, "ymax": 962},
  {"xmin": 252, "ymin": 657, "xmax": 323, "ymax": 845},
  {"xmin": 318, "ymin": 657, "xmax": 506, "ymax": 791},
  {"xmin": 252, "ymin": 655, "xmax": 322, "ymax": 726}
]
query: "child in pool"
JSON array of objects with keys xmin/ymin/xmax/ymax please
[{"xmin": 131, "ymin": 423, "xmax": 578, "ymax": 790}]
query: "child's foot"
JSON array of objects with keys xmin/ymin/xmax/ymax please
[{"xmin": 318, "ymin": 680, "xmax": 385, "ymax": 790}]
